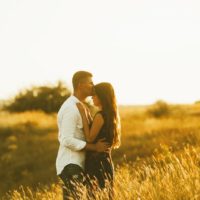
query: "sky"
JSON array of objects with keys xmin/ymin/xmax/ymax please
[{"xmin": 1, "ymin": 0, "xmax": 200, "ymax": 105}]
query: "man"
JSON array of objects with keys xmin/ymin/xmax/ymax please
[{"xmin": 56, "ymin": 71, "xmax": 110, "ymax": 199}]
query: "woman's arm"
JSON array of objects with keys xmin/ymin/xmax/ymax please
[
  {"xmin": 85, "ymin": 106, "xmax": 93, "ymax": 124},
  {"xmin": 76, "ymin": 103, "xmax": 90, "ymax": 141},
  {"xmin": 76, "ymin": 103, "xmax": 104, "ymax": 143}
]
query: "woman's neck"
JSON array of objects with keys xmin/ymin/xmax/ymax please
[{"xmin": 98, "ymin": 105, "xmax": 103, "ymax": 111}]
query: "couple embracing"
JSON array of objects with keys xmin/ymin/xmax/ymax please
[{"xmin": 56, "ymin": 71, "xmax": 121, "ymax": 199}]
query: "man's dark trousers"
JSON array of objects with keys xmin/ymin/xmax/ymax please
[{"xmin": 59, "ymin": 164, "xmax": 86, "ymax": 200}]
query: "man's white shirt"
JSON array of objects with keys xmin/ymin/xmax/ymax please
[{"xmin": 56, "ymin": 95, "xmax": 87, "ymax": 175}]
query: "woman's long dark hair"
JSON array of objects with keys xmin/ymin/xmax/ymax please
[{"xmin": 94, "ymin": 82, "xmax": 121, "ymax": 149}]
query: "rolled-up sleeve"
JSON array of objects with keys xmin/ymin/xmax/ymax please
[{"xmin": 59, "ymin": 108, "xmax": 86, "ymax": 151}]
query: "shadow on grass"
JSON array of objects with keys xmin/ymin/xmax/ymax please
[{"xmin": 0, "ymin": 123, "xmax": 59, "ymax": 197}]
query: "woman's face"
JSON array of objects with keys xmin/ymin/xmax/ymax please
[{"xmin": 92, "ymin": 95, "xmax": 101, "ymax": 107}]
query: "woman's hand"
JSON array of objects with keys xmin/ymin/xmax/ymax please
[
  {"xmin": 76, "ymin": 103, "xmax": 86, "ymax": 115},
  {"xmin": 76, "ymin": 103, "xmax": 92, "ymax": 127},
  {"xmin": 84, "ymin": 106, "xmax": 93, "ymax": 123},
  {"xmin": 76, "ymin": 103, "xmax": 90, "ymax": 139}
]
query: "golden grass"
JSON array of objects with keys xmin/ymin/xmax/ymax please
[
  {"xmin": 0, "ymin": 111, "xmax": 56, "ymax": 129},
  {"xmin": 4, "ymin": 147, "xmax": 200, "ymax": 200},
  {"xmin": 1, "ymin": 103, "xmax": 200, "ymax": 199}
]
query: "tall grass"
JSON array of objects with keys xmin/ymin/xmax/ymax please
[
  {"xmin": 1, "ymin": 104, "xmax": 200, "ymax": 199},
  {"xmin": 3, "ymin": 147, "xmax": 200, "ymax": 200}
]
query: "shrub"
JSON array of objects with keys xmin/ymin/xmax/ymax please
[{"xmin": 147, "ymin": 100, "xmax": 170, "ymax": 118}]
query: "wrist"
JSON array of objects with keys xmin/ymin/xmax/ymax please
[
  {"xmin": 82, "ymin": 114, "xmax": 87, "ymax": 119},
  {"xmin": 84, "ymin": 143, "xmax": 96, "ymax": 151}
]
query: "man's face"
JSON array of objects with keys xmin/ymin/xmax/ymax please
[{"xmin": 79, "ymin": 77, "xmax": 94, "ymax": 97}]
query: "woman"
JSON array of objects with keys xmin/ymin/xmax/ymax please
[{"xmin": 76, "ymin": 82, "xmax": 121, "ymax": 198}]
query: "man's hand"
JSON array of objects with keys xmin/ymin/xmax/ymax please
[
  {"xmin": 84, "ymin": 138, "xmax": 111, "ymax": 152},
  {"xmin": 95, "ymin": 138, "xmax": 111, "ymax": 153}
]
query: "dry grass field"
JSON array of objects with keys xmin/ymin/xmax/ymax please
[{"xmin": 1, "ymin": 102, "xmax": 200, "ymax": 199}]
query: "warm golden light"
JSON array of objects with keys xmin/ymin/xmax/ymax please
[{"xmin": 1, "ymin": 1, "xmax": 200, "ymax": 104}]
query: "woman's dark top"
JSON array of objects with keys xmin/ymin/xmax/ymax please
[{"xmin": 85, "ymin": 111, "xmax": 114, "ymax": 190}]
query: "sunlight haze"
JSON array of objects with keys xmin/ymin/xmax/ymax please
[{"xmin": 1, "ymin": 0, "xmax": 200, "ymax": 104}]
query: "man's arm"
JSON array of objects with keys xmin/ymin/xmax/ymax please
[{"xmin": 59, "ymin": 107, "xmax": 86, "ymax": 151}]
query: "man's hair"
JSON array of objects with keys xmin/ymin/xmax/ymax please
[{"xmin": 72, "ymin": 71, "xmax": 93, "ymax": 90}]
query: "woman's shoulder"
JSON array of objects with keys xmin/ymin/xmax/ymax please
[
  {"xmin": 94, "ymin": 111, "xmax": 104, "ymax": 118},
  {"xmin": 93, "ymin": 111, "xmax": 104, "ymax": 123}
]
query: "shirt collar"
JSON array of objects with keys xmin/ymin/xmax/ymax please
[{"xmin": 70, "ymin": 95, "xmax": 81, "ymax": 103}]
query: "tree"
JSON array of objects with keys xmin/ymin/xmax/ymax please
[{"xmin": 4, "ymin": 81, "xmax": 71, "ymax": 113}]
